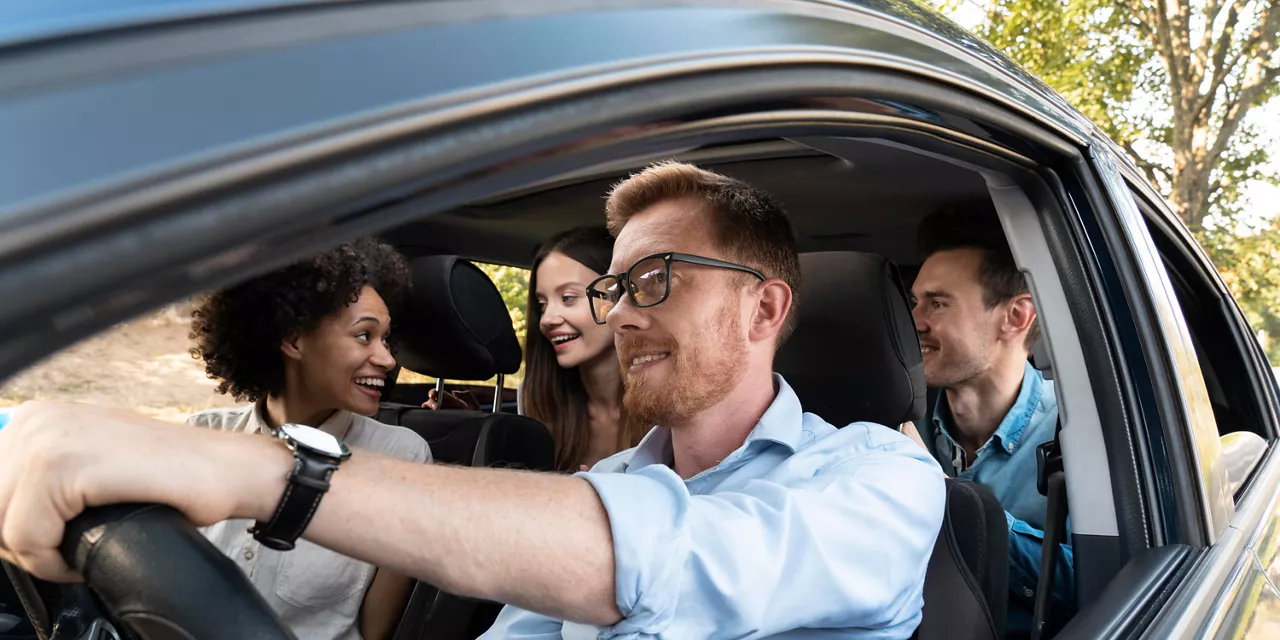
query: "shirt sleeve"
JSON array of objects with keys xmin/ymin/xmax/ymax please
[
  {"xmin": 1005, "ymin": 511, "xmax": 1076, "ymax": 626},
  {"xmin": 579, "ymin": 443, "xmax": 946, "ymax": 639},
  {"xmin": 478, "ymin": 604, "xmax": 565, "ymax": 639}
]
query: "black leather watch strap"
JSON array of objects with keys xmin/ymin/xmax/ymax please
[{"xmin": 251, "ymin": 452, "xmax": 339, "ymax": 551}]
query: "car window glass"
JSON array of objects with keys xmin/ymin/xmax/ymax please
[
  {"xmin": 1134, "ymin": 191, "xmax": 1275, "ymax": 443},
  {"xmin": 0, "ymin": 299, "xmax": 236, "ymax": 423}
]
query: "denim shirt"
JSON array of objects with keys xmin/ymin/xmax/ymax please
[
  {"xmin": 923, "ymin": 363, "xmax": 1076, "ymax": 637},
  {"xmin": 482, "ymin": 375, "xmax": 946, "ymax": 639}
]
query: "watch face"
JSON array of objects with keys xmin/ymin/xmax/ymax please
[{"xmin": 280, "ymin": 424, "xmax": 347, "ymax": 458}]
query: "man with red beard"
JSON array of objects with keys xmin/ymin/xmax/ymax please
[
  {"xmin": 0, "ymin": 162, "xmax": 944, "ymax": 640},
  {"xmin": 905, "ymin": 209, "xmax": 1075, "ymax": 637}
]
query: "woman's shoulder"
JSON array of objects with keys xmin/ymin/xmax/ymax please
[
  {"xmin": 185, "ymin": 405, "xmax": 254, "ymax": 432},
  {"xmin": 349, "ymin": 414, "xmax": 432, "ymax": 463}
]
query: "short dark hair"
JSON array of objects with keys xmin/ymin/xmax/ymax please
[
  {"xmin": 189, "ymin": 238, "xmax": 411, "ymax": 402},
  {"xmin": 604, "ymin": 161, "xmax": 801, "ymax": 345},
  {"xmin": 918, "ymin": 208, "xmax": 1040, "ymax": 349}
]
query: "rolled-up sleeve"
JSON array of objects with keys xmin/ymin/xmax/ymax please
[{"xmin": 582, "ymin": 445, "xmax": 946, "ymax": 639}]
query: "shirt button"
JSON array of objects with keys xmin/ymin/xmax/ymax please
[
  {"xmin": 244, "ymin": 549, "xmax": 255, "ymax": 561},
  {"xmin": 1024, "ymin": 587, "xmax": 1034, "ymax": 598}
]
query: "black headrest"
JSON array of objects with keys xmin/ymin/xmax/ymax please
[
  {"xmin": 775, "ymin": 251, "xmax": 925, "ymax": 427},
  {"xmin": 395, "ymin": 256, "xmax": 522, "ymax": 381}
]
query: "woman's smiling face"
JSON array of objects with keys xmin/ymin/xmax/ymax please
[
  {"xmin": 287, "ymin": 285, "xmax": 396, "ymax": 416},
  {"xmin": 536, "ymin": 251, "xmax": 615, "ymax": 369}
]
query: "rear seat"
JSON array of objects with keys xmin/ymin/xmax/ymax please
[{"xmin": 380, "ymin": 255, "xmax": 554, "ymax": 640}]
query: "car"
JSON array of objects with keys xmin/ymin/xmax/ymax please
[{"xmin": 2, "ymin": 1, "xmax": 1279, "ymax": 639}]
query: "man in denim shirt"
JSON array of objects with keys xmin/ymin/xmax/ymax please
[{"xmin": 904, "ymin": 209, "xmax": 1075, "ymax": 637}]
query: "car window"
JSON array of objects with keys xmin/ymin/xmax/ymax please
[
  {"xmin": 0, "ymin": 261, "xmax": 531, "ymax": 419},
  {"xmin": 1130, "ymin": 187, "xmax": 1279, "ymax": 499},
  {"xmin": 0, "ymin": 300, "xmax": 239, "ymax": 423},
  {"xmin": 1133, "ymin": 191, "xmax": 1277, "ymax": 442}
]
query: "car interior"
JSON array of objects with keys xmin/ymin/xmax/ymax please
[
  {"xmin": 3, "ymin": 131, "xmax": 1274, "ymax": 640},
  {"xmin": 347, "ymin": 136, "xmax": 1042, "ymax": 639}
]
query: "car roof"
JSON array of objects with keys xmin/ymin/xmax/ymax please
[
  {"xmin": 0, "ymin": 0, "xmax": 1124, "ymax": 255},
  {"xmin": 0, "ymin": 0, "xmax": 1098, "ymax": 138},
  {"xmin": 0, "ymin": 0, "xmax": 314, "ymax": 47}
]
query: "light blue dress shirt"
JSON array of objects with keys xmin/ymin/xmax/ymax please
[
  {"xmin": 923, "ymin": 362, "xmax": 1076, "ymax": 636},
  {"xmin": 481, "ymin": 375, "xmax": 946, "ymax": 640}
]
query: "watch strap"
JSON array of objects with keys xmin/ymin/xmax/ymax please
[{"xmin": 251, "ymin": 452, "xmax": 339, "ymax": 551}]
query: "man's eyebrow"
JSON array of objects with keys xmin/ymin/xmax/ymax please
[{"xmin": 920, "ymin": 290, "xmax": 953, "ymax": 299}]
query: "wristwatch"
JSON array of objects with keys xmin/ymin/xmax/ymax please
[{"xmin": 250, "ymin": 423, "xmax": 352, "ymax": 551}]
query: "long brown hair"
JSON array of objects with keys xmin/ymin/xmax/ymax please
[{"xmin": 522, "ymin": 227, "xmax": 646, "ymax": 471}]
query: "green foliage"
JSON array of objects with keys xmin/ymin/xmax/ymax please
[
  {"xmin": 938, "ymin": 0, "xmax": 1280, "ymax": 364},
  {"xmin": 977, "ymin": 0, "xmax": 1151, "ymax": 148},
  {"xmin": 477, "ymin": 263, "xmax": 531, "ymax": 343}
]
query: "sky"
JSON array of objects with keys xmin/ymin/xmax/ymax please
[{"xmin": 944, "ymin": 2, "xmax": 1280, "ymax": 227}]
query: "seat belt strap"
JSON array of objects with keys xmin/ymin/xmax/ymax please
[{"xmin": 1031, "ymin": 419, "xmax": 1067, "ymax": 640}]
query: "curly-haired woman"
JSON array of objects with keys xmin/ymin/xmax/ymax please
[{"xmin": 187, "ymin": 238, "xmax": 429, "ymax": 640}]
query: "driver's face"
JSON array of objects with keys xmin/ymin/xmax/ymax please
[{"xmin": 606, "ymin": 198, "xmax": 751, "ymax": 427}]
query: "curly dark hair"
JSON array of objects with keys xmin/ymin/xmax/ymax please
[{"xmin": 190, "ymin": 238, "xmax": 411, "ymax": 402}]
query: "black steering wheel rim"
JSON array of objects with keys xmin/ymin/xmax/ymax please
[{"xmin": 35, "ymin": 503, "xmax": 297, "ymax": 640}]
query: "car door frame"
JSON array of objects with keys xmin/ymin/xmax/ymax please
[{"xmin": 1075, "ymin": 141, "xmax": 1280, "ymax": 637}]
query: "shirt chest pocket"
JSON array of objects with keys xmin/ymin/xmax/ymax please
[{"xmin": 274, "ymin": 538, "xmax": 375, "ymax": 609}]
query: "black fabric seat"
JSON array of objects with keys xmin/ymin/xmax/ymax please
[
  {"xmin": 776, "ymin": 251, "xmax": 1006, "ymax": 640},
  {"xmin": 915, "ymin": 479, "xmax": 1009, "ymax": 640},
  {"xmin": 775, "ymin": 251, "xmax": 925, "ymax": 427},
  {"xmin": 379, "ymin": 255, "xmax": 554, "ymax": 640}
]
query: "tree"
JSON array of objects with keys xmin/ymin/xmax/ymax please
[
  {"xmin": 477, "ymin": 263, "xmax": 530, "ymax": 343},
  {"xmin": 939, "ymin": 0, "xmax": 1280, "ymax": 362},
  {"xmin": 962, "ymin": 0, "xmax": 1279, "ymax": 231}
]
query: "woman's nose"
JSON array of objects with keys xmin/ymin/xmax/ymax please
[{"xmin": 372, "ymin": 341, "xmax": 396, "ymax": 369}]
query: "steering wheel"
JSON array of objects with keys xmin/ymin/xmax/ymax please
[{"xmin": 4, "ymin": 504, "xmax": 295, "ymax": 640}]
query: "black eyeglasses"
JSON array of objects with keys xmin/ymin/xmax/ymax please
[{"xmin": 586, "ymin": 252, "xmax": 766, "ymax": 324}]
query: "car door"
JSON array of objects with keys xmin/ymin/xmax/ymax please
[{"xmin": 1079, "ymin": 144, "xmax": 1280, "ymax": 637}]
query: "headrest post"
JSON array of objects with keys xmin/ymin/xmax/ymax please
[
  {"xmin": 492, "ymin": 374, "xmax": 505, "ymax": 414},
  {"xmin": 435, "ymin": 378, "xmax": 445, "ymax": 397}
]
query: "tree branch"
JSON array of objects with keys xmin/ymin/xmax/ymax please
[
  {"xmin": 1172, "ymin": 0, "xmax": 1198, "ymax": 90},
  {"xmin": 1154, "ymin": 0, "xmax": 1186, "ymax": 104},
  {"xmin": 1197, "ymin": 0, "xmax": 1247, "ymax": 119},
  {"xmin": 1122, "ymin": 140, "xmax": 1173, "ymax": 187},
  {"xmin": 1203, "ymin": 3, "xmax": 1280, "ymax": 163},
  {"xmin": 1207, "ymin": 63, "xmax": 1279, "ymax": 164},
  {"xmin": 1194, "ymin": 0, "xmax": 1230, "ymax": 79}
]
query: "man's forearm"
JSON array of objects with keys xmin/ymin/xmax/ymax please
[{"xmin": 231, "ymin": 438, "xmax": 622, "ymax": 626}]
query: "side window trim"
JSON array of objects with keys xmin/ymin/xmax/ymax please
[{"xmin": 1091, "ymin": 146, "xmax": 1233, "ymax": 540}]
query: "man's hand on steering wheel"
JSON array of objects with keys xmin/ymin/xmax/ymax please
[{"xmin": 0, "ymin": 401, "xmax": 282, "ymax": 581}]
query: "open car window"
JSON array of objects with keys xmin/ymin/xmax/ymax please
[{"xmin": 0, "ymin": 301, "xmax": 239, "ymax": 423}]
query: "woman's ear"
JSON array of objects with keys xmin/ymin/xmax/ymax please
[{"xmin": 280, "ymin": 333, "xmax": 304, "ymax": 361}]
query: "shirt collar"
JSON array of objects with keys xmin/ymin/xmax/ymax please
[
  {"xmin": 248, "ymin": 401, "xmax": 356, "ymax": 440},
  {"xmin": 932, "ymin": 361, "xmax": 1045, "ymax": 455},
  {"xmin": 990, "ymin": 362, "xmax": 1044, "ymax": 452},
  {"xmin": 621, "ymin": 374, "xmax": 807, "ymax": 472}
]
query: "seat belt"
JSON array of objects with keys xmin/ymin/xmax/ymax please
[{"xmin": 1031, "ymin": 417, "xmax": 1067, "ymax": 640}]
